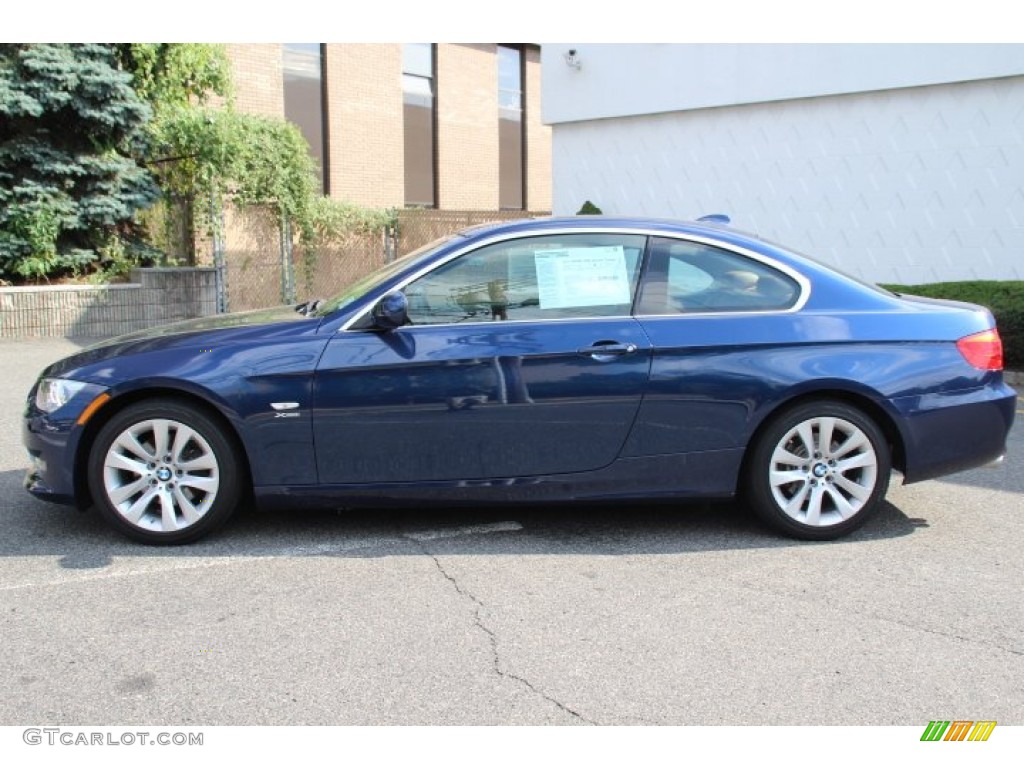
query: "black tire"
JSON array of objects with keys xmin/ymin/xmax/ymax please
[
  {"xmin": 87, "ymin": 398, "xmax": 243, "ymax": 544},
  {"xmin": 744, "ymin": 400, "xmax": 891, "ymax": 541}
]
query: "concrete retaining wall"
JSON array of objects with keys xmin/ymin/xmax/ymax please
[{"xmin": 0, "ymin": 268, "xmax": 218, "ymax": 339}]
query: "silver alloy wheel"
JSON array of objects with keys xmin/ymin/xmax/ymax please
[
  {"xmin": 102, "ymin": 418, "xmax": 220, "ymax": 533},
  {"xmin": 768, "ymin": 416, "xmax": 878, "ymax": 527}
]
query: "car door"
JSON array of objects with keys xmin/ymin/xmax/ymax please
[
  {"xmin": 313, "ymin": 232, "xmax": 653, "ymax": 484},
  {"xmin": 624, "ymin": 235, "xmax": 804, "ymax": 457}
]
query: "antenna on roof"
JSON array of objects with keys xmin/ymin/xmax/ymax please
[{"xmin": 696, "ymin": 214, "xmax": 731, "ymax": 225}]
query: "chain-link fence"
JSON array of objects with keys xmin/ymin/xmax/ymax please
[
  {"xmin": 168, "ymin": 205, "xmax": 551, "ymax": 313},
  {"xmin": 293, "ymin": 231, "xmax": 389, "ymax": 304},
  {"xmin": 219, "ymin": 205, "xmax": 286, "ymax": 311},
  {"xmin": 396, "ymin": 209, "xmax": 550, "ymax": 256}
]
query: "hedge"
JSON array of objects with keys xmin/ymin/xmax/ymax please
[{"xmin": 880, "ymin": 281, "xmax": 1024, "ymax": 371}]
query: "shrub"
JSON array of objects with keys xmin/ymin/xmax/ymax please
[{"xmin": 881, "ymin": 281, "xmax": 1024, "ymax": 370}]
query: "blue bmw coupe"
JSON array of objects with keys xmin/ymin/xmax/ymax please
[{"xmin": 23, "ymin": 217, "xmax": 1017, "ymax": 543}]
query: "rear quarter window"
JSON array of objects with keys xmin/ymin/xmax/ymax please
[{"xmin": 638, "ymin": 237, "xmax": 800, "ymax": 314}]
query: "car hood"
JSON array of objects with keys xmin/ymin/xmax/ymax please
[
  {"xmin": 43, "ymin": 305, "xmax": 321, "ymax": 380},
  {"xmin": 96, "ymin": 305, "xmax": 311, "ymax": 343}
]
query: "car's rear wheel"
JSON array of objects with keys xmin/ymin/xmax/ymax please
[
  {"xmin": 745, "ymin": 400, "xmax": 891, "ymax": 540},
  {"xmin": 88, "ymin": 399, "xmax": 242, "ymax": 544}
]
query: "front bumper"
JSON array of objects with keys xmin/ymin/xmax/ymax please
[
  {"xmin": 24, "ymin": 461, "xmax": 76, "ymax": 506},
  {"xmin": 22, "ymin": 381, "xmax": 110, "ymax": 508}
]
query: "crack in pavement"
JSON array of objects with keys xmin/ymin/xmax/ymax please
[
  {"xmin": 865, "ymin": 613, "xmax": 1024, "ymax": 658},
  {"xmin": 409, "ymin": 538, "xmax": 598, "ymax": 725},
  {"xmin": 735, "ymin": 580, "xmax": 1024, "ymax": 658}
]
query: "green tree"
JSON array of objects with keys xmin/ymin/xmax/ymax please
[
  {"xmin": 120, "ymin": 44, "xmax": 394, "ymax": 289},
  {"xmin": 1, "ymin": 43, "xmax": 392, "ymax": 285},
  {"xmin": 0, "ymin": 44, "xmax": 159, "ymax": 280},
  {"xmin": 148, "ymin": 106, "xmax": 321, "ymax": 237},
  {"xmin": 112, "ymin": 43, "xmax": 235, "ymax": 265},
  {"xmin": 113, "ymin": 44, "xmax": 231, "ymax": 115}
]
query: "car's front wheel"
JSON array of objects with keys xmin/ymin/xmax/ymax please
[
  {"xmin": 87, "ymin": 399, "xmax": 243, "ymax": 544},
  {"xmin": 745, "ymin": 400, "xmax": 891, "ymax": 540}
]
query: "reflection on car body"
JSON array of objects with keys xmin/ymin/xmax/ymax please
[{"xmin": 22, "ymin": 216, "xmax": 1016, "ymax": 544}]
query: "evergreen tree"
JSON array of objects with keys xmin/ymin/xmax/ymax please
[{"xmin": 0, "ymin": 43, "xmax": 159, "ymax": 280}]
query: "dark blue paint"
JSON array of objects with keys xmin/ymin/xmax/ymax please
[
  {"xmin": 314, "ymin": 320, "xmax": 651, "ymax": 483},
  {"xmin": 21, "ymin": 216, "xmax": 1017, "ymax": 514}
]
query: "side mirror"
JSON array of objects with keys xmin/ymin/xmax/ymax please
[
  {"xmin": 294, "ymin": 299, "xmax": 322, "ymax": 316},
  {"xmin": 372, "ymin": 291, "xmax": 409, "ymax": 330}
]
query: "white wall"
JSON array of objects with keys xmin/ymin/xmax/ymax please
[
  {"xmin": 543, "ymin": 44, "xmax": 1024, "ymax": 124},
  {"xmin": 547, "ymin": 47, "xmax": 1024, "ymax": 283}
]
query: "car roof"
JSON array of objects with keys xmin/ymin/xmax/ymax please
[{"xmin": 458, "ymin": 215, "xmax": 746, "ymax": 241}]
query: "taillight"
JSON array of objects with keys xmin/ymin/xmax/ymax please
[{"xmin": 956, "ymin": 329, "xmax": 1003, "ymax": 370}]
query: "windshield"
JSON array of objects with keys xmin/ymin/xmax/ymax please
[{"xmin": 311, "ymin": 235, "xmax": 455, "ymax": 317}]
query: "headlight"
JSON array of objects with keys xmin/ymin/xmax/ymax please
[{"xmin": 34, "ymin": 378, "xmax": 88, "ymax": 413}]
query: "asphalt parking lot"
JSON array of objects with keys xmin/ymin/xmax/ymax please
[{"xmin": 0, "ymin": 338, "xmax": 1021, "ymax": 726}]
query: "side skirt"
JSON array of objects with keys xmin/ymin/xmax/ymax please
[{"xmin": 254, "ymin": 448, "xmax": 745, "ymax": 511}]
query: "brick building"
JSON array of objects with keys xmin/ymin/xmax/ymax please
[{"xmin": 223, "ymin": 43, "xmax": 551, "ymax": 212}]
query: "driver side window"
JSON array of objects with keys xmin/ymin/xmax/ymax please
[{"xmin": 403, "ymin": 234, "xmax": 647, "ymax": 326}]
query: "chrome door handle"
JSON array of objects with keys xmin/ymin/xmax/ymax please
[{"xmin": 577, "ymin": 342, "xmax": 638, "ymax": 361}]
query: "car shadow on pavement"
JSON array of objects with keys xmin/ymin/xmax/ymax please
[{"xmin": 0, "ymin": 470, "xmax": 925, "ymax": 569}]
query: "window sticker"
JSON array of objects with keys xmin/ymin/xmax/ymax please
[{"xmin": 534, "ymin": 246, "xmax": 631, "ymax": 309}]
